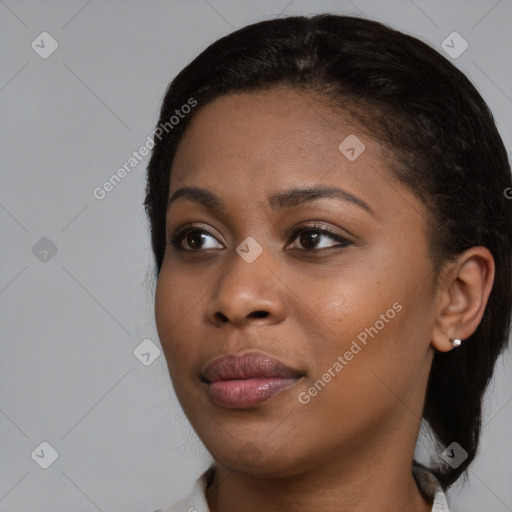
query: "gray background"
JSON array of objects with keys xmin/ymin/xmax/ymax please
[{"xmin": 1, "ymin": 0, "xmax": 511, "ymax": 510}]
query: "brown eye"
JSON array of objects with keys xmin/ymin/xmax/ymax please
[
  {"xmin": 287, "ymin": 225, "xmax": 351, "ymax": 251},
  {"xmin": 169, "ymin": 227, "xmax": 223, "ymax": 251},
  {"xmin": 298, "ymin": 230, "xmax": 321, "ymax": 249},
  {"xmin": 185, "ymin": 231, "xmax": 207, "ymax": 249}
]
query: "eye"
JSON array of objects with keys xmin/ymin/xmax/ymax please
[
  {"xmin": 168, "ymin": 223, "xmax": 352, "ymax": 253},
  {"xmin": 286, "ymin": 224, "xmax": 352, "ymax": 251},
  {"xmin": 168, "ymin": 226, "xmax": 223, "ymax": 251}
]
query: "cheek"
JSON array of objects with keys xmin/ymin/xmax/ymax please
[
  {"xmin": 290, "ymin": 259, "xmax": 430, "ymax": 392},
  {"xmin": 322, "ymin": 293, "xmax": 431, "ymax": 410},
  {"xmin": 155, "ymin": 257, "xmax": 206, "ymax": 327},
  {"xmin": 289, "ymin": 266, "xmax": 395, "ymax": 352},
  {"xmin": 154, "ymin": 270, "xmax": 177, "ymax": 338},
  {"xmin": 154, "ymin": 267, "xmax": 199, "ymax": 370}
]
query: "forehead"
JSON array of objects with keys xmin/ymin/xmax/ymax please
[
  {"xmin": 168, "ymin": 88, "xmax": 426, "ymax": 228},
  {"xmin": 171, "ymin": 88, "xmax": 380, "ymax": 184}
]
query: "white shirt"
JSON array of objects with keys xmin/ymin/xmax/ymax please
[{"xmin": 153, "ymin": 462, "xmax": 450, "ymax": 512}]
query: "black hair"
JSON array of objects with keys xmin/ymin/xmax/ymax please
[{"xmin": 144, "ymin": 14, "xmax": 512, "ymax": 489}]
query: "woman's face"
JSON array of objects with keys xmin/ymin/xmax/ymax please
[{"xmin": 155, "ymin": 88, "xmax": 439, "ymax": 476}]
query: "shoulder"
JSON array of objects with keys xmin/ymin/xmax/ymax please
[
  {"xmin": 153, "ymin": 463, "xmax": 450, "ymax": 512},
  {"xmin": 412, "ymin": 461, "xmax": 451, "ymax": 512},
  {"xmin": 151, "ymin": 466, "xmax": 215, "ymax": 512}
]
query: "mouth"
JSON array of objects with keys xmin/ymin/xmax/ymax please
[{"xmin": 201, "ymin": 351, "xmax": 305, "ymax": 409}]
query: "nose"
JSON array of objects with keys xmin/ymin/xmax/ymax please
[{"xmin": 205, "ymin": 248, "xmax": 287, "ymax": 328}]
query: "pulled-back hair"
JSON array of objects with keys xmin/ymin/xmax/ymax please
[{"xmin": 144, "ymin": 14, "xmax": 512, "ymax": 489}]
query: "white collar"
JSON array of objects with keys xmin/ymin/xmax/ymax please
[
  {"xmin": 412, "ymin": 462, "xmax": 451, "ymax": 512},
  {"xmin": 155, "ymin": 463, "xmax": 450, "ymax": 512}
]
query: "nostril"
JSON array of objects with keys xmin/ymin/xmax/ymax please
[
  {"xmin": 249, "ymin": 311, "xmax": 269, "ymax": 319},
  {"xmin": 214, "ymin": 312, "xmax": 229, "ymax": 323},
  {"xmin": 213, "ymin": 310, "xmax": 269, "ymax": 324}
]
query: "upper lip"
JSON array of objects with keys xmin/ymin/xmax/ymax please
[{"xmin": 201, "ymin": 351, "xmax": 304, "ymax": 383}]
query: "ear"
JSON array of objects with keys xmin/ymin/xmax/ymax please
[{"xmin": 431, "ymin": 246, "xmax": 495, "ymax": 352}]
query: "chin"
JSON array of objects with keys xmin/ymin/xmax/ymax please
[{"xmin": 205, "ymin": 437, "xmax": 313, "ymax": 479}]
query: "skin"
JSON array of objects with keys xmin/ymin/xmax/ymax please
[{"xmin": 154, "ymin": 87, "xmax": 494, "ymax": 512}]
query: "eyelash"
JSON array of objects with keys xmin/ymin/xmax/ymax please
[{"xmin": 168, "ymin": 223, "xmax": 352, "ymax": 253}]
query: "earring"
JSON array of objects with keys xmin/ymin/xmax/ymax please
[{"xmin": 450, "ymin": 338, "xmax": 462, "ymax": 348}]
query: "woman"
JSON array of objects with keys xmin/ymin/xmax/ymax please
[{"xmin": 144, "ymin": 14, "xmax": 512, "ymax": 512}]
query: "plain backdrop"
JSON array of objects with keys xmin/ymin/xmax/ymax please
[{"xmin": 1, "ymin": 1, "xmax": 511, "ymax": 511}]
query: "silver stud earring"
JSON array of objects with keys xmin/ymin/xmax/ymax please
[{"xmin": 451, "ymin": 338, "xmax": 462, "ymax": 348}]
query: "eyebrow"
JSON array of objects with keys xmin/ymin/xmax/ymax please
[{"xmin": 167, "ymin": 185, "xmax": 375, "ymax": 216}]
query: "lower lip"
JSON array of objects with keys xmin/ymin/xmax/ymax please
[{"xmin": 205, "ymin": 377, "xmax": 301, "ymax": 409}]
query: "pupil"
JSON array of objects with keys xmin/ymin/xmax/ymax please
[
  {"xmin": 188, "ymin": 232, "xmax": 204, "ymax": 249},
  {"xmin": 301, "ymin": 231, "xmax": 319, "ymax": 248}
]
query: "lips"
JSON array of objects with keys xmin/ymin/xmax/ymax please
[{"xmin": 201, "ymin": 352, "xmax": 304, "ymax": 409}]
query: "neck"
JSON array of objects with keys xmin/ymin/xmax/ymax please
[{"xmin": 205, "ymin": 414, "xmax": 433, "ymax": 512}]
